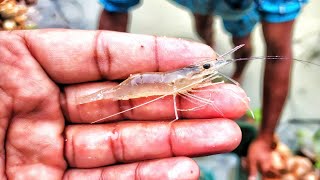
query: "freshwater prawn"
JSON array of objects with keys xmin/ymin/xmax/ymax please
[
  {"xmin": 78, "ymin": 44, "xmax": 248, "ymax": 124},
  {"xmin": 78, "ymin": 43, "xmax": 320, "ymax": 124}
]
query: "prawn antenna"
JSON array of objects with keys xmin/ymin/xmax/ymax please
[
  {"xmin": 227, "ymin": 56, "xmax": 320, "ymax": 67},
  {"xmin": 217, "ymin": 44, "xmax": 245, "ymax": 60},
  {"xmin": 211, "ymin": 44, "xmax": 246, "ymax": 70},
  {"xmin": 191, "ymin": 44, "xmax": 245, "ymax": 66}
]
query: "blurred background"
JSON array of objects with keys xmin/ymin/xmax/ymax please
[
  {"xmin": 27, "ymin": 0, "xmax": 320, "ymax": 123},
  {"xmin": 1, "ymin": 0, "xmax": 320, "ymax": 179}
]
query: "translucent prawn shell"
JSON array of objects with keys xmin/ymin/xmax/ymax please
[
  {"xmin": 108, "ymin": 59, "xmax": 218, "ymax": 100},
  {"xmin": 78, "ymin": 57, "xmax": 221, "ymax": 104}
]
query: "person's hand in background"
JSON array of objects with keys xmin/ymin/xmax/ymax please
[
  {"xmin": 247, "ymin": 135, "xmax": 274, "ymax": 180},
  {"xmin": 0, "ymin": 29, "xmax": 247, "ymax": 179}
]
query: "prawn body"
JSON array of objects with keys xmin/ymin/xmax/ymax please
[
  {"xmin": 79, "ymin": 63, "xmax": 218, "ymax": 103},
  {"xmin": 78, "ymin": 44, "xmax": 247, "ymax": 123}
]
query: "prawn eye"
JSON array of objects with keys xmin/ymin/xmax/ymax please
[{"xmin": 203, "ymin": 63, "xmax": 211, "ymax": 69}]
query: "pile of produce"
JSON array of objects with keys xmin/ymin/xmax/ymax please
[
  {"xmin": 0, "ymin": 0, "xmax": 35, "ymax": 30},
  {"xmin": 264, "ymin": 138, "xmax": 319, "ymax": 180}
]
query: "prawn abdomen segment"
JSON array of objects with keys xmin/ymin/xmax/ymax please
[
  {"xmin": 114, "ymin": 73, "xmax": 179, "ymax": 100},
  {"xmin": 79, "ymin": 62, "xmax": 217, "ymax": 104},
  {"xmin": 114, "ymin": 69, "xmax": 210, "ymax": 100}
]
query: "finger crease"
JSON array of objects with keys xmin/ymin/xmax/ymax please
[
  {"xmin": 119, "ymin": 127, "xmax": 125, "ymax": 162},
  {"xmin": 128, "ymin": 99, "xmax": 134, "ymax": 119},
  {"xmin": 94, "ymin": 30, "xmax": 110, "ymax": 80},
  {"xmin": 70, "ymin": 134, "xmax": 76, "ymax": 166},
  {"xmin": 168, "ymin": 123, "xmax": 176, "ymax": 157},
  {"xmin": 111, "ymin": 125, "xmax": 125, "ymax": 162},
  {"xmin": 117, "ymin": 100, "xmax": 125, "ymax": 120},
  {"xmin": 0, "ymin": 87, "xmax": 13, "ymax": 120},
  {"xmin": 21, "ymin": 33, "xmax": 36, "ymax": 62},
  {"xmin": 134, "ymin": 162, "xmax": 142, "ymax": 180},
  {"xmin": 99, "ymin": 167, "xmax": 106, "ymax": 180},
  {"xmin": 119, "ymin": 99, "xmax": 134, "ymax": 120},
  {"xmin": 154, "ymin": 36, "xmax": 160, "ymax": 72},
  {"xmin": 110, "ymin": 127, "xmax": 120, "ymax": 162}
]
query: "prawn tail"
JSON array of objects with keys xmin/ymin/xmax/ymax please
[{"xmin": 78, "ymin": 88, "xmax": 116, "ymax": 104}]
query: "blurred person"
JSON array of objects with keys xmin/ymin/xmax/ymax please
[
  {"xmin": 0, "ymin": 29, "xmax": 248, "ymax": 179},
  {"xmin": 16, "ymin": 0, "xmax": 37, "ymax": 4},
  {"xmin": 98, "ymin": 0, "xmax": 308, "ymax": 178},
  {"xmin": 98, "ymin": 0, "xmax": 138, "ymax": 31},
  {"xmin": 222, "ymin": 1, "xmax": 307, "ymax": 179}
]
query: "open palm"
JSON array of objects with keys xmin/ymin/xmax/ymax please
[{"xmin": 0, "ymin": 30, "xmax": 247, "ymax": 179}]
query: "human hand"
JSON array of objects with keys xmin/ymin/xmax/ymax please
[
  {"xmin": 0, "ymin": 29, "xmax": 248, "ymax": 179},
  {"xmin": 247, "ymin": 136, "xmax": 274, "ymax": 180}
]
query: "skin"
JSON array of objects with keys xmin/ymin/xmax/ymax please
[
  {"xmin": 193, "ymin": 14, "xmax": 214, "ymax": 48},
  {"xmin": 98, "ymin": 9, "xmax": 128, "ymax": 32},
  {"xmin": 0, "ymin": 29, "xmax": 248, "ymax": 179}
]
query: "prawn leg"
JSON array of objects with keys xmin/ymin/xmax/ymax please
[
  {"xmin": 195, "ymin": 74, "xmax": 225, "ymax": 88},
  {"xmin": 177, "ymin": 93, "xmax": 211, "ymax": 111},
  {"xmin": 190, "ymin": 87, "xmax": 255, "ymax": 119},
  {"xmin": 183, "ymin": 91, "xmax": 225, "ymax": 117},
  {"xmin": 216, "ymin": 72, "xmax": 240, "ymax": 86},
  {"xmin": 169, "ymin": 95, "xmax": 179, "ymax": 125},
  {"xmin": 173, "ymin": 92, "xmax": 179, "ymax": 120},
  {"xmin": 178, "ymin": 93, "xmax": 203, "ymax": 106}
]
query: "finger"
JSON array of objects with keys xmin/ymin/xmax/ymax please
[
  {"xmin": 21, "ymin": 29, "xmax": 215, "ymax": 83},
  {"xmin": 65, "ymin": 119, "xmax": 241, "ymax": 168},
  {"xmin": 61, "ymin": 83, "xmax": 249, "ymax": 123},
  {"xmin": 248, "ymin": 157, "xmax": 258, "ymax": 179},
  {"xmin": 64, "ymin": 157, "xmax": 199, "ymax": 180}
]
